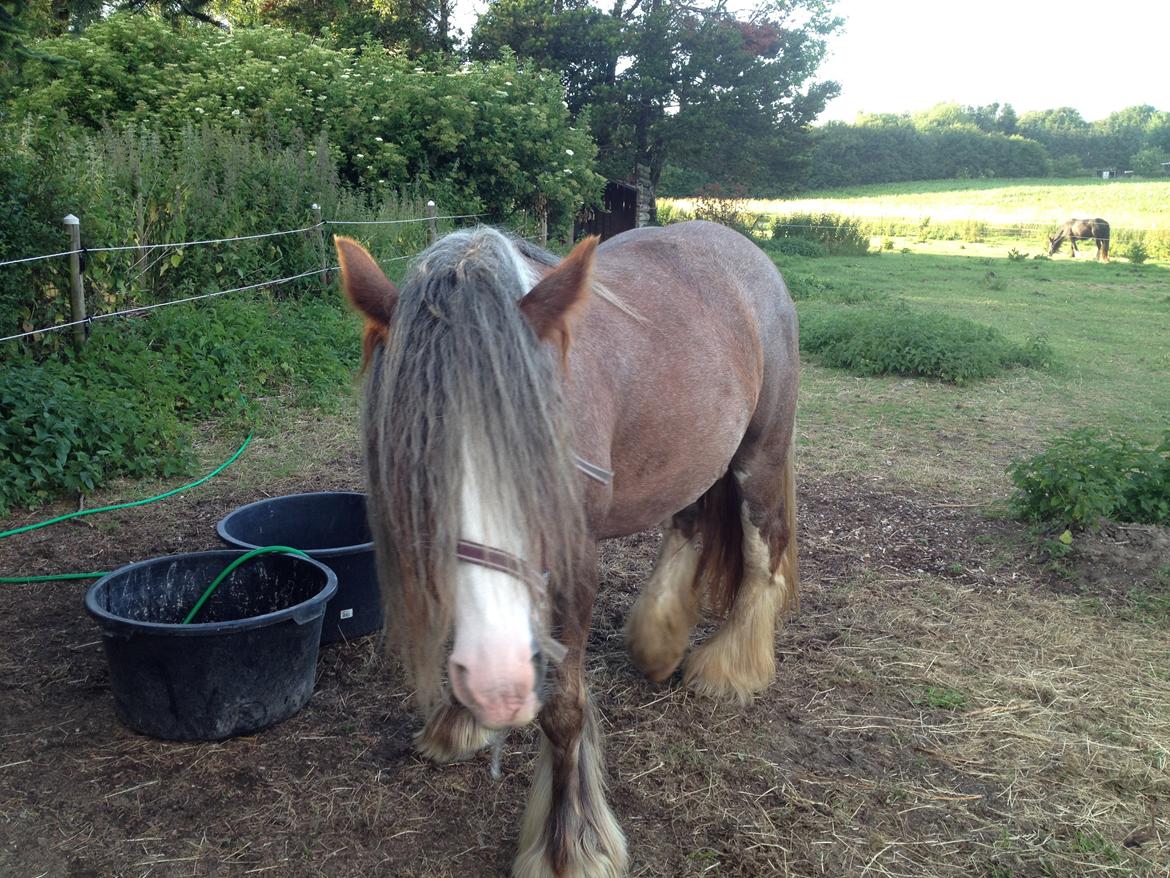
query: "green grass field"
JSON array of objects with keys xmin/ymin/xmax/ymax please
[
  {"xmin": 672, "ymin": 177, "xmax": 1170, "ymax": 234},
  {"xmin": 773, "ymin": 238, "xmax": 1170, "ymax": 500}
]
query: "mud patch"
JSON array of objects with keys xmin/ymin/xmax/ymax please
[{"xmin": 1068, "ymin": 521, "xmax": 1170, "ymax": 597}]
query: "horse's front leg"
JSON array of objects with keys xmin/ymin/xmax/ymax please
[{"xmin": 514, "ymin": 552, "xmax": 627, "ymax": 878}]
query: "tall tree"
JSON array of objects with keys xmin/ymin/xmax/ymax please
[
  {"xmin": 255, "ymin": 0, "xmax": 457, "ymax": 53},
  {"xmin": 472, "ymin": 0, "xmax": 841, "ymax": 199}
]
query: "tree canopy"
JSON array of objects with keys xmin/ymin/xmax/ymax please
[{"xmin": 472, "ymin": 0, "xmax": 842, "ymax": 200}]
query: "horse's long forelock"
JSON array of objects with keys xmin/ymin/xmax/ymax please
[{"xmin": 364, "ymin": 228, "xmax": 588, "ymax": 711}]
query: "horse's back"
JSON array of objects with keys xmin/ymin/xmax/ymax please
[{"xmin": 571, "ymin": 221, "xmax": 798, "ymax": 535}]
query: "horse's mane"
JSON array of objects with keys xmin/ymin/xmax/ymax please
[
  {"xmin": 515, "ymin": 237, "xmax": 644, "ymax": 322},
  {"xmin": 365, "ymin": 227, "xmax": 589, "ymax": 711}
]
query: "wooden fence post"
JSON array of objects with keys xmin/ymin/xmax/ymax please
[
  {"xmin": 427, "ymin": 200, "xmax": 438, "ymax": 245},
  {"xmin": 63, "ymin": 214, "xmax": 87, "ymax": 353},
  {"xmin": 310, "ymin": 203, "xmax": 330, "ymax": 288},
  {"xmin": 539, "ymin": 209, "xmax": 548, "ymax": 247}
]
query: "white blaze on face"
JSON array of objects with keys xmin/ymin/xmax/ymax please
[{"xmin": 447, "ymin": 441, "xmax": 540, "ymax": 729}]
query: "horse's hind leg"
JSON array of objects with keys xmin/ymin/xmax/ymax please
[
  {"xmin": 684, "ymin": 444, "xmax": 798, "ymax": 704},
  {"xmin": 625, "ymin": 520, "xmax": 702, "ymax": 682}
]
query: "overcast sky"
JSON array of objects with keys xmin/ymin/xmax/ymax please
[{"xmin": 817, "ymin": 0, "xmax": 1170, "ymax": 123}]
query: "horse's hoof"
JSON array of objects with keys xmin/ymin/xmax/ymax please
[
  {"xmin": 626, "ymin": 636, "xmax": 685, "ymax": 684},
  {"xmin": 683, "ymin": 637, "xmax": 773, "ymax": 705}
]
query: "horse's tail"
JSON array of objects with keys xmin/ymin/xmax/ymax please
[
  {"xmin": 692, "ymin": 471, "xmax": 744, "ymax": 618},
  {"xmin": 777, "ymin": 442, "xmax": 800, "ymax": 614},
  {"xmin": 692, "ymin": 435, "xmax": 800, "ymax": 618}
]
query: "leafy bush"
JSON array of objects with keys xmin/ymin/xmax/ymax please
[
  {"xmin": 0, "ymin": 294, "xmax": 359, "ymax": 514},
  {"xmin": 797, "ymin": 302, "xmax": 1053, "ymax": 384},
  {"xmin": 691, "ymin": 187, "xmax": 762, "ymax": 236},
  {"xmin": 1009, "ymin": 430, "xmax": 1170, "ymax": 528},
  {"xmin": 1113, "ymin": 227, "xmax": 1170, "ymax": 261},
  {"xmin": 1129, "ymin": 147, "xmax": 1170, "ymax": 178},
  {"xmin": 1122, "ymin": 240, "xmax": 1149, "ymax": 265},
  {"xmin": 654, "ymin": 201, "xmax": 694, "ymax": 226},
  {"xmin": 772, "ymin": 213, "xmax": 869, "ymax": 256},
  {"xmin": 0, "ymin": 361, "xmax": 192, "ymax": 512},
  {"xmin": 16, "ymin": 16, "xmax": 601, "ymax": 224},
  {"xmin": 766, "ymin": 237, "xmax": 828, "ymax": 258}
]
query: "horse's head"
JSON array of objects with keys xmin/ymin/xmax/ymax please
[
  {"xmin": 1047, "ymin": 233, "xmax": 1061, "ymax": 256},
  {"xmin": 336, "ymin": 231, "xmax": 596, "ymax": 728}
]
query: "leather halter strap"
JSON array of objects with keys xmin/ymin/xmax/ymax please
[
  {"xmin": 454, "ymin": 539, "xmax": 547, "ymax": 593},
  {"xmin": 453, "ymin": 456, "xmax": 612, "ymax": 590},
  {"xmin": 452, "ymin": 456, "xmax": 610, "ymax": 665}
]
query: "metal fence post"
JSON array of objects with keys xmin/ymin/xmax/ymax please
[
  {"xmin": 310, "ymin": 203, "xmax": 330, "ymax": 288},
  {"xmin": 63, "ymin": 214, "xmax": 87, "ymax": 353}
]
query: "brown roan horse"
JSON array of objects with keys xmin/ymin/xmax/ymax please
[
  {"xmin": 1048, "ymin": 217, "xmax": 1110, "ymax": 261},
  {"xmin": 336, "ymin": 220, "xmax": 800, "ymax": 877}
]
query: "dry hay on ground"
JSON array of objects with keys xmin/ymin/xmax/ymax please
[{"xmin": 0, "ymin": 462, "xmax": 1167, "ymax": 877}]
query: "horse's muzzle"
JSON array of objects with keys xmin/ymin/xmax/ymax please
[{"xmin": 447, "ymin": 644, "xmax": 545, "ymax": 729}]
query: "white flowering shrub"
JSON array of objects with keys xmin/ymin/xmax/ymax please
[{"xmin": 16, "ymin": 16, "xmax": 601, "ymax": 222}]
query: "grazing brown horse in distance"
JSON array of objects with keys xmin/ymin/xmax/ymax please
[
  {"xmin": 336, "ymin": 220, "xmax": 800, "ymax": 877},
  {"xmin": 1048, "ymin": 217, "xmax": 1110, "ymax": 261}
]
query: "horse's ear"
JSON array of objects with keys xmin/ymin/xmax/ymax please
[
  {"xmin": 520, "ymin": 235, "xmax": 598, "ymax": 364},
  {"xmin": 335, "ymin": 236, "xmax": 398, "ymax": 367}
]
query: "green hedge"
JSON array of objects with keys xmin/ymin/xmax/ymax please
[
  {"xmin": 0, "ymin": 123, "xmax": 453, "ymax": 353},
  {"xmin": 15, "ymin": 15, "xmax": 600, "ymax": 223}
]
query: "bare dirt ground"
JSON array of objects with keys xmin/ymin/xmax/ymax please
[{"xmin": 1, "ymin": 437, "xmax": 1168, "ymax": 877}]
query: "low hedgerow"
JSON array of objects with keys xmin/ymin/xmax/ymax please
[
  {"xmin": 772, "ymin": 212, "xmax": 870, "ymax": 256},
  {"xmin": 780, "ymin": 268, "xmax": 888, "ymax": 305},
  {"xmin": 765, "ymin": 237, "xmax": 829, "ymax": 259},
  {"xmin": 1113, "ymin": 227, "xmax": 1170, "ymax": 261},
  {"xmin": 1009, "ymin": 430, "xmax": 1170, "ymax": 528},
  {"xmin": 0, "ymin": 293, "xmax": 359, "ymax": 514},
  {"xmin": 797, "ymin": 302, "xmax": 1053, "ymax": 384}
]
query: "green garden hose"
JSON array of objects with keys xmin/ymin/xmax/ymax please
[
  {"xmin": 181, "ymin": 545, "xmax": 310, "ymax": 624},
  {"xmin": 0, "ymin": 433, "xmax": 317, "ymax": 624},
  {"xmin": 0, "ymin": 433, "xmax": 253, "ymax": 584},
  {"xmin": 0, "ymin": 433, "xmax": 253, "ymax": 541}
]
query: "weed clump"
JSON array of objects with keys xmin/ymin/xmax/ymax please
[
  {"xmin": 1008, "ymin": 430, "xmax": 1170, "ymax": 528},
  {"xmin": 765, "ymin": 237, "xmax": 828, "ymax": 258},
  {"xmin": 797, "ymin": 302, "xmax": 1053, "ymax": 384},
  {"xmin": 0, "ymin": 295, "xmax": 359, "ymax": 514},
  {"xmin": 772, "ymin": 212, "xmax": 870, "ymax": 256}
]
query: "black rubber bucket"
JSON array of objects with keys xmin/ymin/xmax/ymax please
[
  {"xmin": 217, "ymin": 492, "xmax": 382, "ymax": 645},
  {"xmin": 85, "ymin": 550, "xmax": 337, "ymax": 741}
]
